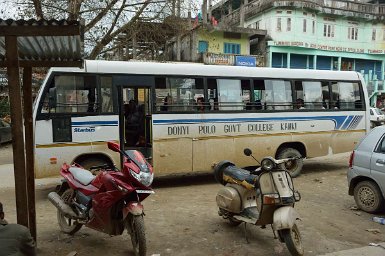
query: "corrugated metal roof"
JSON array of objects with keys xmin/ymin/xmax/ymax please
[{"xmin": 0, "ymin": 19, "xmax": 84, "ymax": 66}]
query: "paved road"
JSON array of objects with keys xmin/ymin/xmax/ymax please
[{"xmin": 0, "ymin": 142, "xmax": 13, "ymax": 164}]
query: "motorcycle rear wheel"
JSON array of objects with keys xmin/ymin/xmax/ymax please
[
  {"xmin": 128, "ymin": 215, "xmax": 146, "ymax": 256},
  {"xmin": 57, "ymin": 188, "xmax": 83, "ymax": 235},
  {"xmin": 281, "ymin": 224, "xmax": 304, "ymax": 256}
]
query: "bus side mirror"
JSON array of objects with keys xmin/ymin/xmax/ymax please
[{"xmin": 48, "ymin": 87, "xmax": 57, "ymax": 109}]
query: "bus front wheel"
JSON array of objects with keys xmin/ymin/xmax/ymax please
[{"xmin": 277, "ymin": 148, "xmax": 303, "ymax": 178}]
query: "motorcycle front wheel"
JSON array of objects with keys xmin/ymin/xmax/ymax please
[
  {"xmin": 280, "ymin": 224, "xmax": 304, "ymax": 256},
  {"xmin": 127, "ymin": 215, "xmax": 146, "ymax": 256},
  {"xmin": 57, "ymin": 188, "xmax": 83, "ymax": 235}
]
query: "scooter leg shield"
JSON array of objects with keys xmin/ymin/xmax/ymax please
[
  {"xmin": 123, "ymin": 202, "xmax": 144, "ymax": 219},
  {"xmin": 273, "ymin": 206, "xmax": 300, "ymax": 231}
]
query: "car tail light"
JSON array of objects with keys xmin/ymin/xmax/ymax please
[{"xmin": 349, "ymin": 151, "xmax": 355, "ymax": 168}]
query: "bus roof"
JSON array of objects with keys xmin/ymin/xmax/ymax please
[{"xmin": 49, "ymin": 60, "xmax": 361, "ymax": 81}]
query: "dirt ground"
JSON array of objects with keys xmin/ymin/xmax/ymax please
[{"xmin": 0, "ymin": 144, "xmax": 385, "ymax": 256}]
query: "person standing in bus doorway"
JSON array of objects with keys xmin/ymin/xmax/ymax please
[
  {"xmin": 125, "ymin": 100, "xmax": 141, "ymax": 146},
  {"xmin": 0, "ymin": 202, "xmax": 36, "ymax": 256}
]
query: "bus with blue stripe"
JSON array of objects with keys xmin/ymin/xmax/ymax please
[{"xmin": 33, "ymin": 60, "xmax": 369, "ymax": 178}]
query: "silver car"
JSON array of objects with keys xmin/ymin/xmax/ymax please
[{"xmin": 348, "ymin": 126, "xmax": 385, "ymax": 213}]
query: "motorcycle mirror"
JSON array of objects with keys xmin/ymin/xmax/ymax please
[
  {"xmin": 107, "ymin": 141, "xmax": 120, "ymax": 153},
  {"xmin": 244, "ymin": 148, "xmax": 252, "ymax": 156}
]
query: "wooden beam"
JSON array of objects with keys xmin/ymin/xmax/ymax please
[
  {"xmin": 5, "ymin": 36, "xmax": 29, "ymax": 228},
  {"xmin": 0, "ymin": 25, "xmax": 81, "ymax": 37},
  {"xmin": 23, "ymin": 67, "xmax": 36, "ymax": 241}
]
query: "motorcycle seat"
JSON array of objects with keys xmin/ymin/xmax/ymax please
[
  {"xmin": 68, "ymin": 167, "xmax": 95, "ymax": 186},
  {"xmin": 223, "ymin": 166, "xmax": 258, "ymax": 189}
]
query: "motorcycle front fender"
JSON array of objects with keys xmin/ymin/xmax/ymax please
[
  {"xmin": 123, "ymin": 202, "xmax": 144, "ymax": 219},
  {"xmin": 273, "ymin": 206, "xmax": 300, "ymax": 231}
]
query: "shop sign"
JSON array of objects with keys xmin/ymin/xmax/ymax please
[
  {"xmin": 235, "ymin": 56, "xmax": 256, "ymax": 67},
  {"xmin": 204, "ymin": 53, "xmax": 234, "ymax": 65}
]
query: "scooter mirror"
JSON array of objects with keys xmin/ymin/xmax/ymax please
[
  {"xmin": 244, "ymin": 148, "xmax": 252, "ymax": 156},
  {"xmin": 107, "ymin": 141, "xmax": 120, "ymax": 153}
]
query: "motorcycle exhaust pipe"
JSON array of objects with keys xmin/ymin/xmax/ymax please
[{"xmin": 48, "ymin": 192, "xmax": 83, "ymax": 220}]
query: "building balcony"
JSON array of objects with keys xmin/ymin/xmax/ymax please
[{"xmin": 215, "ymin": 0, "xmax": 385, "ymax": 26}]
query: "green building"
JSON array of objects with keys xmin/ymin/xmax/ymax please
[{"xmin": 211, "ymin": 0, "xmax": 385, "ymax": 108}]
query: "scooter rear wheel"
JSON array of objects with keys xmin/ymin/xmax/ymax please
[
  {"xmin": 128, "ymin": 215, "xmax": 146, "ymax": 256},
  {"xmin": 57, "ymin": 189, "xmax": 83, "ymax": 235},
  {"xmin": 281, "ymin": 224, "xmax": 304, "ymax": 256}
]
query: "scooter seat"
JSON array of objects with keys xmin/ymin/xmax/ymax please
[
  {"xmin": 223, "ymin": 166, "xmax": 258, "ymax": 189},
  {"xmin": 68, "ymin": 167, "xmax": 95, "ymax": 186}
]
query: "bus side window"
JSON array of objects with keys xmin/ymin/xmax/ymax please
[
  {"xmin": 155, "ymin": 77, "xmax": 204, "ymax": 112},
  {"xmin": 331, "ymin": 82, "xmax": 362, "ymax": 110},
  {"xmin": 39, "ymin": 75, "xmax": 97, "ymax": 114},
  {"xmin": 265, "ymin": 79, "xmax": 292, "ymax": 110},
  {"xmin": 207, "ymin": 79, "xmax": 250, "ymax": 111},
  {"xmin": 253, "ymin": 79, "xmax": 265, "ymax": 110},
  {"xmin": 322, "ymin": 82, "xmax": 330, "ymax": 109},
  {"xmin": 294, "ymin": 80, "xmax": 323, "ymax": 110}
]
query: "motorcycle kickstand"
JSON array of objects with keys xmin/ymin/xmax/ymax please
[
  {"xmin": 271, "ymin": 224, "xmax": 278, "ymax": 239},
  {"xmin": 244, "ymin": 222, "xmax": 250, "ymax": 244}
]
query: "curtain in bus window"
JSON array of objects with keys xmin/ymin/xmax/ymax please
[
  {"xmin": 100, "ymin": 76, "xmax": 113, "ymax": 113},
  {"xmin": 265, "ymin": 80, "xmax": 292, "ymax": 110},
  {"xmin": 303, "ymin": 81, "xmax": 323, "ymax": 109},
  {"xmin": 55, "ymin": 75, "xmax": 97, "ymax": 113},
  {"xmin": 217, "ymin": 79, "xmax": 242, "ymax": 111},
  {"xmin": 337, "ymin": 82, "xmax": 360, "ymax": 109}
]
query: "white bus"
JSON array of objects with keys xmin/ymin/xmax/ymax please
[{"xmin": 33, "ymin": 60, "xmax": 370, "ymax": 178}]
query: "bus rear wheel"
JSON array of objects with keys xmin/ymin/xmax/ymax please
[{"xmin": 277, "ymin": 148, "xmax": 303, "ymax": 178}]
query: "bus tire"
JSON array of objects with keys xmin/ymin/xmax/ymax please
[{"xmin": 277, "ymin": 148, "xmax": 303, "ymax": 178}]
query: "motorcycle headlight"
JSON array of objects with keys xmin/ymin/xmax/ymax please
[
  {"xmin": 130, "ymin": 169, "xmax": 154, "ymax": 187},
  {"xmin": 261, "ymin": 158, "xmax": 275, "ymax": 171}
]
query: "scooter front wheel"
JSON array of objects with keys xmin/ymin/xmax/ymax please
[
  {"xmin": 280, "ymin": 224, "xmax": 304, "ymax": 256},
  {"xmin": 128, "ymin": 215, "xmax": 146, "ymax": 256}
]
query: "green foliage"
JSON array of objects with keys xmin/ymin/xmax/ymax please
[{"xmin": 0, "ymin": 98, "xmax": 10, "ymax": 118}]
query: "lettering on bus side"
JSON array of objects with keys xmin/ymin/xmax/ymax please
[
  {"xmin": 280, "ymin": 122, "xmax": 297, "ymax": 131},
  {"xmin": 224, "ymin": 124, "xmax": 241, "ymax": 133},
  {"xmin": 168, "ymin": 125, "xmax": 189, "ymax": 136},
  {"xmin": 199, "ymin": 125, "xmax": 216, "ymax": 135},
  {"xmin": 74, "ymin": 128, "xmax": 96, "ymax": 133},
  {"xmin": 248, "ymin": 123, "xmax": 273, "ymax": 132}
]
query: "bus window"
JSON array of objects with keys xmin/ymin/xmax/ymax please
[
  {"xmin": 207, "ymin": 79, "xmax": 251, "ymax": 111},
  {"xmin": 41, "ymin": 75, "xmax": 97, "ymax": 114},
  {"xmin": 331, "ymin": 82, "xmax": 362, "ymax": 110},
  {"xmin": 100, "ymin": 76, "xmax": 113, "ymax": 113},
  {"xmin": 155, "ymin": 77, "xmax": 204, "ymax": 112},
  {"xmin": 294, "ymin": 81, "xmax": 323, "ymax": 109},
  {"xmin": 322, "ymin": 82, "xmax": 330, "ymax": 109},
  {"xmin": 264, "ymin": 80, "xmax": 292, "ymax": 110}
]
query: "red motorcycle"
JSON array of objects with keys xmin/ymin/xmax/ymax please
[{"xmin": 48, "ymin": 142, "xmax": 154, "ymax": 256}]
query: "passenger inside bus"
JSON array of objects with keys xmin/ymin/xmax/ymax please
[
  {"xmin": 295, "ymin": 98, "xmax": 305, "ymax": 109},
  {"xmin": 196, "ymin": 97, "xmax": 205, "ymax": 112}
]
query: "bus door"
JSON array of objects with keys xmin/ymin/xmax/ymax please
[{"xmin": 116, "ymin": 76, "xmax": 153, "ymax": 160}]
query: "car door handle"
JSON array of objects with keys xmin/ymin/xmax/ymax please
[{"xmin": 376, "ymin": 159, "xmax": 385, "ymax": 165}]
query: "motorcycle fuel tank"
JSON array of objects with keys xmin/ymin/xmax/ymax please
[{"xmin": 216, "ymin": 186, "xmax": 242, "ymax": 213}]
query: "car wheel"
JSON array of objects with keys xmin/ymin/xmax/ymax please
[{"xmin": 353, "ymin": 181, "xmax": 384, "ymax": 213}]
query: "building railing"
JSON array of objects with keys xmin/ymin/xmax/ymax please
[{"xmin": 217, "ymin": 0, "xmax": 385, "ymax": 25}]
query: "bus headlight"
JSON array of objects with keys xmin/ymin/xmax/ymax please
[{"xmin": 130, "ymin": 169, "xmax": 154, "ymax": 187}]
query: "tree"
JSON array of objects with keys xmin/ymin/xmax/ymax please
[{"xmin": 11, "ymin": 0, "xmax": 201, "ymax": 60}]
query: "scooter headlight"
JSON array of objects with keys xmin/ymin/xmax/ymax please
[
  {"xmin": 130, "ymin": 169, "xmax": 154, "ymax": 187},
  {"xmin": 261, "ymin": 158, "xmax": 275, "ymax": 171}
]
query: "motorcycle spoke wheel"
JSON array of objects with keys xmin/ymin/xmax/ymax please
[
  {"xmin": 128, "ymin": 215, "xmax": 146, "ymax": 256},
  {"xmin": 281, "ymin": 224, "xmax": 304, "ymax": 256},
  {"xmin": 57, "ymin": 189, "xmax": 83, "ymax": 235}
]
